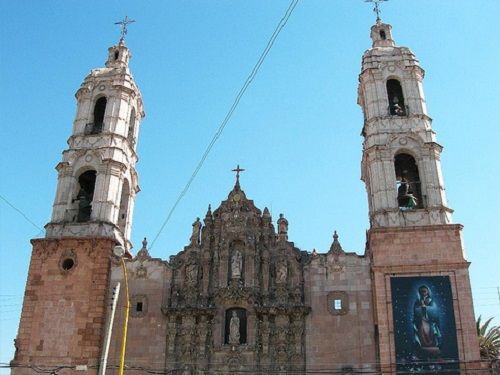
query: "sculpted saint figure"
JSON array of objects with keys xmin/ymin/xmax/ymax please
[
  {"xmin": 276, "ymin": 260, "xmax": 287, "ymax": 283},
  {"xmin": 229, "ymin": 311, "xmax": 240, "ymax": 345},
  {"xmin": 231, "ymin": 250, "xmax": 242, "ymax": 279},
  {"xmin": 190, "ymin": 217, "xmax": 202, "ymax": 245},
  {"xmin": 413, "ymin": 285, "xmax": 441, "ymax": 357}
]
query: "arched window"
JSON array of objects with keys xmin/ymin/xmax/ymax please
[
  {"xmin": 114, "ymin": 50, "xmax": 119, "ymax": 61},
  {"xmin": 394, "ymin": 153, "xmax": 423, "ymax": 209},
  {"xmin": 379, "ymin": 30, "xmax": 386, "ymax": 40},
  {"xmin": 387, "ymin": 79, "xmax": 406, "ymax": 116},
  {"xmin": 91, "ymin": 97, "xmax": 107, "ymax": 134},
  {"xmin": 224, "ymin": 308, "xmax": 247, "ymax": 345},
  {"xmin": 118, "ymin": 180, "xmax": 130, "ymax": 231},
  {"xmin": 127, "ymin": 108, "xmax": 136, "ymax": 142},
  {"xmin": 75, "ymin": 170, "xmax": 96, "ymax": 222}
]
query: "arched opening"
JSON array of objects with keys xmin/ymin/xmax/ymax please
[
  {"xmin": 395, "ymin": 153, "xmax": 423, "ymax": 209},
  {"xmin": 379, "ymin": 30, "xmax": 386, "ymax": 40},
  {"xmin": 91, "ymin": 97, "xmax": 107, "ymax": 134},
  {"xmin": 387, "ymin": 79, "xmax": 406, "ymax": 116},
  {"xmin": 118, "ymin": 180, "xmax": 130, "ymax": 232},
  {"xmin": 114, "ymin": 50, "xmax": 119, "ymax": 60},
  {"xmin": 75, "ymin": 170, "xmax": 96, "ymax": 222},
  {"xmin": 127, "ymin": 108, "xmax": 136, "ymax": 142},
  {"xmin": 224, "ymin": 308, "xmax": 247, "ymax": 345}
]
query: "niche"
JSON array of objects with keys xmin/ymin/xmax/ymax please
[
  {"xmin": 127, "ymin": 108, "xmax": 136, "ymax": 142},
  {"xmin": 118, "ymin": 179, "xmax": 130, "ymax": 232},
  {"xmin": 224, "ymin": 308, "xmax": 247, "ymax": 345}
]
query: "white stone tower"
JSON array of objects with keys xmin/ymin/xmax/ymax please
[
  {"xmin": 358, "ymin": 21, "xmax": 453, "ymax": 228},
  {"xmin": 46, "ymin": 40, "xmax": 144, "ymax": 250}
]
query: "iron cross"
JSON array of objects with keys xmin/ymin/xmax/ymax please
[
  {"xmin": 115, "ymin": 16, "xmax": 136, "ymax": 42},
  {"xmin": 232, "ymin": 165, "xmax": 245, "ymax": 183},
  {"xmin": 365, "ymin": 0, "xmax": 388, "ymax": 22}
]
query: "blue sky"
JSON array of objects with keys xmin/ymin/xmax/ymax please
[{"xmin": 1, "ymin": 0, "xmax": 499, "ymax": 369}]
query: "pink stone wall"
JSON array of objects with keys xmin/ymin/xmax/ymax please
[
  {"xmin": 368, "ymin": 225, "xmax": 481, "ymax": 373},
  {"xmin": 304, "ymin": 252, "xmax": 377, "ymax": 372},
  {"xmin": 12, "ymin": 238, "xmax": 115, "ymax": 375}
]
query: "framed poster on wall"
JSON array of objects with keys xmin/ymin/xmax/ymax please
[{"xmin": 390, "ymin": 276, "xmax": 459, "ymax": 374}]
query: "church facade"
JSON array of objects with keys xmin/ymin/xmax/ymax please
[{"xmin": 12, "ymin": 18, "xmax": 482, "ymax": 375}]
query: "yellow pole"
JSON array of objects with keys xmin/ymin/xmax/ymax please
[{"xmin": 117, "ymin": 257, "xmax": 130, "ymax": 375}]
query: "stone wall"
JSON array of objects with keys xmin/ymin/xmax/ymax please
[
  {"xmin": 304, "ymin": 248, "xmax": 377, "ymax": 372},
  {"xmin": 368, "ymin": 224, "xmax": 481, "ymax": 374},
  {"xmin": 12, "ymin": 237, "xmax": 114, "ymax": 375}
]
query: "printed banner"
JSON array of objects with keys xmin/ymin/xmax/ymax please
[{"xmin": 391, "ymin": 276, "xmax": 459, "ymax": 374}]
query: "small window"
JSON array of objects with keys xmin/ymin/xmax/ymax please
[
  {"xmin": 379, "ymin": 30, "xmax": 386, "ymax": 40},
  {"xmin": 62, "ymin": 258, "xmax": 75, "ymax": 271},
  {"xmin": 334, "ymin": 299, "xmax": 342, "ymax": 310},
  {"xmin": 130, "ymin": 295, "xmax": 147, "ymax": 318},
  {"xmin": 114, "ymin": 51, "xmax": 119, "ymax": 60},
  {"xmin": 328, "ymin": 291, "xmax": 348, "ymax": 315}
]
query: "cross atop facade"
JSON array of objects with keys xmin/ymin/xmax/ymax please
[
  {"xmin": 114, "ymin": 16, "xmax": 136, "ymax": 42},
  {"xmin": 232, "ymin": 165, "xmax": 245, "ymax": 184},
  {"xmin": 365, "ymin": 0, "xmax": 388, "ymax": 22}
]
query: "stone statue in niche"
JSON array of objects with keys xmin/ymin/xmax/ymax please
[
  {"xmin": 231, "ymin": 250, "xmax": 242, "ymax": 279},
  {"xmin": 229, "ymin": 311, "xmax": 240, "ymax": 345},
  {"xmin": 190, "ymin": 217, "xmax": 202, "ymax": 245},
  {"xmin": 185, "ymin": 262, "xmax": 198, "ymax": 286},
  {"xmin": 276, "ymin": 260, "xmax": 287, "ymax": 283}
]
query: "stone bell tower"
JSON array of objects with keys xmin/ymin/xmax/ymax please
[
  {"xmin": 359, "ymin": 20, "xmax": 481, "ymax": 374},
  {"xmin": 12, "ymin": 35, "xmax": 144, "ymax": 374}
]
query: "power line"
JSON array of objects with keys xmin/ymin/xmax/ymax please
[
  {"xmin": 149, "ymin": 0, "xmax": 300, "ymax": 250},
  {"xmin": 0, "ymin": 194, "xmax": 43, "ymax": 233}
]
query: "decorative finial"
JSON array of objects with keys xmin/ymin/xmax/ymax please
[
  {"xmin": 142, "ymin": 237, "xmax": 148, "ymax": 250},
  {"xmin": 231, "ymin": 164, "xmax": 245, "ymax": 185},
  {"xmin": 114, "ymin": 16, "xmax": 136, "ymax": 42},
  {"xmin": 365, "ymin": 0, "xmax": 388, "ymax": 22},
  {"xmin": 330, "ymin": 230, "xmax": 344, "ymax": 254}
]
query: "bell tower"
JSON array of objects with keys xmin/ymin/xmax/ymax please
[
  {"xmin": 47, "ymin": 39, "xmax": 144, "ymax": 250},
  {"xmin": 12, "ymin": 34, "xmax": 144, "ymax": 374},
  {"xmin": 359, "ymin": 21, "xmax": 452, "ymax": 228},
  {"xmin": 359, "ymin": 19, "xmax": 481, "ymax": 374}
]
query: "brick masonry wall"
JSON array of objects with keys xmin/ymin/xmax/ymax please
[
  {"xmin": 368, "ymin": 224, "xmax": 481, "ymax": 373},
  {"xmin": 12, "ymin": 237, "xmax": 115, "ymax": 375},
  {"xmin": 304, "ymin": 252, "xmax": 377, "ymax": 372}
]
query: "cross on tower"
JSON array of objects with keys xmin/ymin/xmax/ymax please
[
  {"xmin": 114, "ymin": 16, "xmax": 136, "ymax": 42},
  {"xmin": 365, "ymin": 0, "xmax": 388, "ymax": 22},
  {"xmin": 232, "ymin": 165, "xmax": 245, "ymax": 184}
]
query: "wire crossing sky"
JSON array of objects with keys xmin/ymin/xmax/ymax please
[{"xmin": 150, "ymin": 0, "xmax": 299, "ymax": 249}]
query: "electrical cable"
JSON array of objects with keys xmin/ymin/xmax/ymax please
[{"xmin": 149, "ymin": 0, "xmax": 300, "ymax": 250}]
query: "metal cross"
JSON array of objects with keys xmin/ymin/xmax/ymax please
[
  {"xmin": 232, "ymin": 165, "xmax": 245, "ymax": 183},
  {"xmin": 114, "ymin": 16, "xmax": 136, "ymax": 42},
  {"xmin": 365, "ymin": 0, "xmax": 388, "ymax": 22}
]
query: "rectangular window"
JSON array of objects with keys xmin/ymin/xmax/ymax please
[
  {"xmin": 136, "ymin": 302, "xmax": 143, "ymax": 312},
  {"xmin": 334, "ymin": 299, "xmax": 342, "ymax": 310}
]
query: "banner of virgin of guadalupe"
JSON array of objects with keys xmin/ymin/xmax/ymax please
[{"xmin": 391, "ymin": 276, "xmax": 459, "ymax": 374}]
